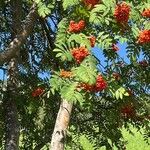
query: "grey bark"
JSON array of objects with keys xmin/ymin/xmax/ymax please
[
  {"xmin": 5, "ymin": 59, "xmax": 20, "ymax": 150},
  {"xmin": 0, "ymin": 3, "xmax": 38, "ymax": 66},
  {"xmin": 50, "ymin": 100, "xmax": 73, "ymax": 150},
  {"xmin": 4, "ymin": 1, "xmax": 21, "ymax": 149}
]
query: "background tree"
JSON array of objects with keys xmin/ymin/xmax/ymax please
[{"xmin": 0, "ymin": 0, "xmax": 150, "ymax": 150}]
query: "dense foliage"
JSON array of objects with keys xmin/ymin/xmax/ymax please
[{"xmin": 0, "ymin": 0, "xmax": 150, "ymax": 149}]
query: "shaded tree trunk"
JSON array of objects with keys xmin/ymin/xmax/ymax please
[
  {"xmin": 4, "ymin": 1, "xmax": 22, "ymax": 149},
  {"xmin": 4, "ymin": 58, "xmax": 19, "ymax": 150},
  {"xmin": 1, "ymin": 2, "xmax": 37, "ymax": 149},
  {"xmin": 0, "ymin": 3, "xmax": 37, "ymax": 65},
  {"xmin": 50, "ymin": 100, "xmax": 73, "ymax": 150}
]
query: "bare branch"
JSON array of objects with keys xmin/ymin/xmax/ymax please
[{"xmin": 0, "ymin": 3, "xmax": 38, "ymax": 66}]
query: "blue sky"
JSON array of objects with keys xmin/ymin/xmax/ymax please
[
  {"xmin": 0, "ymin": 17, "xmax": 144, "ymax": 81},
  {"xmin": 0, "ymin": 69, "xmax": 4, "ymax": 81},
  {"xmin": 0, "ymin": 16, "xmax": 135, "ymax": 81},
  {"xmin": 92, "ymin": 42, "xmax": 129, "ymax": 64},
  {"xmin": 0, "ymin": 41, "xmax": 146, "ymax": 82},
  {"xmin": 0, "ymin": 43, "xmax": 128, "ymax": 80}
]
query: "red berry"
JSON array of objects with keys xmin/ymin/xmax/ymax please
[
  {"xmin": 89, "ymin": 36, "xmax": 96, "ymax": 47},
  {"xmin": 79, "ymin": 83, "xmax": 95, "ymax": 92},
  {"xmin": 120, "ymin": 103, "xmax": 136, "ymax": 118},
  {"xmin": 137, "ymin": 30, "xmax": 150, "ymax": 44},
  {"xmin": 79, "ymin": 75, "xmax": 107, "ymax": 92},
  {"xmin": 94, "ymin": 75, "xmax": 107, "ymax": 92},
  {"xmin": 142, "ymin": 8, "xmax": 150, "ymax": 18},
  {"xmin": 60, "ymin": 69, "xmax": 73, "ymax": 78},
  {"xmin": 68, "ymin": 20, "xmax": 85, "ymax": 33},
  {"xmin": 83, "ymin": 0, "xmax": 100, "ymax": 8},
  {"xmin": 78, "ymin": 20, "xmax": 86, "ymax": 29},
  {"xmin": 139, "ymin": 60, "xmax": 149, "ymax": 67},
  {"xmin": 112, "ymin": 44, "xmax": 119, "ymax": 52},
  {"xmin": 32, "ymin": 87, "xmax": 44, "ymax": 97},
  {"xmin": 114, "ymin": 2, "xmax": 130, "ymax": 24},
  {"xmin": 71, "ymin": 46, "xmax": 90, "ymax": 63}
]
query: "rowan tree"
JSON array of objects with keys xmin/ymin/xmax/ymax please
[{"xmin": 0, "ymin": 0, "xmax": 150, "ymax": 150}]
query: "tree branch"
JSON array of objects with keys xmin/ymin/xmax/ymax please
[
  {"xmin": 0, "ymin": 3, "xmax": 38, "ymax": 66},
  {"xmin": 50, "ymin": 100, "xmax": 73, "ymax": 150}
]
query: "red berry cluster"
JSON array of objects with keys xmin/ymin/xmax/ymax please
[
  {"xmin": 83, "ymin": 0, "xmax": 99, "ymax": 7},
  {"xmin": 142, "ymin": 8, "xmax": 150, "ymax": 18},
  {"xmin": 139, "ymin": 60, "xmax": 149, "ymax": 67},
  {"xmin": 94, "ymin": 75, "xmax": 107, "ymax": 92},
  {"xmin": 137, "ymin": 30, "xmax": 150, "ymax": 44},
  {"xmin": 60, "ymin": 69, "xmax": 73, "ymax": 78},
  {"xmin": 88, "ymin": 35, "xmax": 96, "ymax": 47},
  {"xmin": 67, "ymin": 3, "xmax": 108, "ymax": 94},
  {"xmin": 80, "ymin": 75, "xmax": 107, "ymax": 92},
  {"xmin": 68, "ymin": 20, "xmax": 85, "ymax": 33},
  {"xmin": 71, "ymin": 46, "xmax": 90, "ymax": 63},
  {"xmin": 120, "ymin": 103, "xmax": 136, "ymax": 118},
  {"xmin": 79, "ymin": 83, "xmax": 94, "ymax": 92},
  {"xmin": 112, "ymin": 44, "xmax": 119, "ymax": 52},
  {"xmin": 114, "ymin": 2, "xmax": 130, "ymax": 24},
  {"xmin": 32, "ymin": 87, "xmax": 44, "ymax": 97}
]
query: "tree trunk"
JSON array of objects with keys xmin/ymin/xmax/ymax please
[
  {"xmin": 50, "ymin": 100, "xmax": 73, "ymax": 150},
  {"xmin": 0, "ymin": 3, "xmax": 37, "ymax": 65},
  {"xmin": 4, "ymin": 1, "xmax": 22, "ymax": 149},
  {"xmin": 5, "ymin": 58, "xmax": 20, "ymax": 150}
]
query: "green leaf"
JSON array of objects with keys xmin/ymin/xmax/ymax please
[
  {"xmin": 144, "ymin": 21, "xmax": 150, "ymax": 30},
  {"xmin": 89, "ymin": 3, "xmax": 113, "ymax": 25},
  {"xmin": 50, "ymin": 75, "xmax": 63, "ymax": 92},
  {"xmin": 74, "ymin": 92, "xmax": 84, "ymax": 106},
  {"xmin": 79, "ymin": 135, "xmax": 95, "ymax": 150},
  {"xmin": 56, "ymin": 53, "xmax": 62, "ymax": 58},
  {"xmin": 114, "ymin": 35, "xmax": 128, "ymax": 43},
  {"xmin": 55, "ymin": 19, "xmax": 68, "ymax": 43},
  {"xmin": 37, "ymin": 2, "xmax": 54, "ymax": 17},
  {"xmin": 124, "ymin": 92, "xmax": 129, "ymax": 96},
  {"xmin": 53, "ymin": 43, "xmax": 73, "ymax": 61},
  {"xmin": 120, "ymin": 92, "xmax": 123, "ymax": 99},
  {"xmin": 68, "ymin": 34, "xmax": 82, "ymax": 43},
  {"xmin": 115, "ymin": 90, "xmax": 120, "ymax": 100},
  {"xmin": 73, "ymin": 65, "xmax": 97, "ymax": 85},
  {"xmin": 61, "ymin": 85, "xmax": 75, "ymax": 101},
  {"xmin": 97, "ymin": 32, "xmax": 112, "ymax": 49},
  {"xmin": 132, "ymin": 25, "xmax": 140, "ymax": 38},
  {"xmin": 103, "ymin": 0, "xmax": 115, "ymax": 7},
  {"xmin": 119, "ymin": 87, "xmax": 126, "ymax": 94},
  {"xmin": 34, "ymin": 0, "xmax": 41, "ymax": 3},
  {"xmin": 63, "ymin": 0, "xmax": 80, "ymax": 10},
  {"xmin": 68, "ymin": 34, "xmax": 91, "ymax": 49},
  {"xmin": 61, "ymin": 83, "xmax": 82, "ymax": 103},
  {"xmin": 35, "ymin": 106, "xmax": 45, "ymax": 129},
  {"xmin": 115, "ymin": 87, "xmax": 128, "ymax": 100}
]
